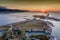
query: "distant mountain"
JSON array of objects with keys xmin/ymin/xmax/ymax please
[
  {"xmin": 0, "ymin": 6, "xmax": 30, "ymax": 13},
  {"xmin": 0, "ymin": 6, "xmax": 60, "ymax": 14}
]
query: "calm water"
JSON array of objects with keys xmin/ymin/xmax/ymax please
[{"xmin": 0, "ymin": 12, "xmax": 60, "ymax": 40}]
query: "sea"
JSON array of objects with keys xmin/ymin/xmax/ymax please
[{"xmin": 0, "ymin": 12, "xmax": 60, "ymax": 40}]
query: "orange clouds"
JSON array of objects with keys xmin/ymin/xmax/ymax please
[{"xmin": 0, "ymin": 2, "xmax": 60, "ymax": 11}]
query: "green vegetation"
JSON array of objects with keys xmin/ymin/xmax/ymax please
[
  {"xmin": 0, "ymin": 30, "xmax": 49, "ymax": 40},
  {"xmin": 0, "ymin": 20, "xmax": 53, "ymax": 40},
  {"xmin": 0, "ymin": 30, "xmax": 26, "ymax": 40},
  {"xmin": 30, "ymin": 35, "xmax": 49, "ymax": 40}
]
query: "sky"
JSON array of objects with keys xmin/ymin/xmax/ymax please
[{"xmin": 0, "ymin": 0, "xmax": 60, "ymax": 11}]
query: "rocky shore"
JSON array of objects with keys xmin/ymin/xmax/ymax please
[{"xmin": 0, "ymin": 18, "xmax": 54, "ymax": 40}]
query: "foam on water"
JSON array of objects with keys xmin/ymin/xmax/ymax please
[{"xmin": 0, "ymin": 12, "xmax": 60, "ymax": 40}]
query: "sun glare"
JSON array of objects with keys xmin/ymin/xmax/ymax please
[
  {"xmin": 41, "ymin": 9, "xmax": 46, "ymax": 12},
  {"xmin": 41, "ymin": 10, "xmax": 46, "ymax": 13}
]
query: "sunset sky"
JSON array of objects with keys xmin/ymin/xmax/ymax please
[{"xmin": 0, "ymin": 0, "xmax": 60, "ymax": 11}]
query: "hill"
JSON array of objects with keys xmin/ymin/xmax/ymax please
[{"xmin": 0, "ymin": 6, "xmax": 30, "ymax": 13}]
